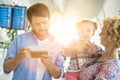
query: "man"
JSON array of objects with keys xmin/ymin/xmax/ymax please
[{"xmin": 4, "ymin": 3, "xmax": 64, "ymax": 80}]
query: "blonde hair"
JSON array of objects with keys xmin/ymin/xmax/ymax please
[
  {"xmin": 76, "ymin": 20, "xmax": 98, "ymax": 35},
  {"xmin": 103, "ymin": 17, "xmax": 120, "ymax": 48}
]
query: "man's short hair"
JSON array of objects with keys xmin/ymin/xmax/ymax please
[{"xmin": 27, "ymin": 3, "xmax": 50, "ymax": 22}]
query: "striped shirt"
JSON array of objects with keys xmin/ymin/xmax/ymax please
[{"xmin": 67, "ymin": 42, "xmax": 101, "ymax": 72}]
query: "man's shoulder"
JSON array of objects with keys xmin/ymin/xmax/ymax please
[
  {"xmin": 18, "ymin": 31, "xmax": 32, "ymax": 36},
  {"xmin": 12, "ymin": 32, "xmax": 34, "ymax": 42},
  {"xmin": 16, "ymin": 31, "xmax": 32, "ymax": 38}
]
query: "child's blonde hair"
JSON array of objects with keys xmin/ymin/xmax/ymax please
[{"xmin": 76, "ymin": 20, "xmax": 98, "ymax": 35}]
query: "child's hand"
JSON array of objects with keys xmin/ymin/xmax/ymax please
[{"xmin": 87, "ymin": 43, "xmax": 102, "ymax": 58}]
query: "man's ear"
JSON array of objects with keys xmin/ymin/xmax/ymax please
[{"xmin": 26, "ymin": 21, "xmax": 32, "ymax": 31}]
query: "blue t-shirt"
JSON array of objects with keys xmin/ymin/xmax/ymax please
[{"xmin": 4, "ymin": 31, "xmax": 64, "ymax": 80}]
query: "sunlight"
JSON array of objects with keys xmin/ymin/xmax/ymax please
[{"xmin": 50, "ymin": 13, "xmax": 78, "ymax": 45}]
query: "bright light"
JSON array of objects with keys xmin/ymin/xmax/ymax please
[{"xmin": 50, "ymin": 13, "xmax": 78, "ymax": 45}]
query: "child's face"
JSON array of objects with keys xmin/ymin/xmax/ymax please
[{"xmin": 77, "ymin": 22, "xmax": 94, "ymax": 40}]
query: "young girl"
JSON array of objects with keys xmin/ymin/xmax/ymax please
[{"xmin": 62, "ymin": 20, "xmax": 102, "ymax": 80}]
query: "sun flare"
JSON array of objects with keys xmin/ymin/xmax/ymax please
[{"xmin": 50, "ymin": 13, "xmax": 78, "ymax": 45}]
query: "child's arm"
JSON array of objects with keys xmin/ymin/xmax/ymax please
[{"xmin": 62, "ymin": 41, "xmax": 86, "ymax": 56}]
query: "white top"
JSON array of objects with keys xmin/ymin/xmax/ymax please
[{"xmin": 36, "ymin": 38, "xmax": 49, "ymax": 80}]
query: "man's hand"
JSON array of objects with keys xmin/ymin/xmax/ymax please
[
  {"xmin": 40, "ymin": 55, "xmax": 61, "ymax": 78},
  {"xmin": 41, "ymin": 55, "xmax": 53, "ymax": 66},
  {"xmin": 4, "ymin": 48, "xmax": 31, "ymax": 73},
  {"xmin": 17, "ymin": 48, "xmax": 31, "ymax": 59}
]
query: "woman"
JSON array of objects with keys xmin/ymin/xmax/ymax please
[{"xmin": 80, "ymin": 17, "xmax": 120, "ymax": 80}]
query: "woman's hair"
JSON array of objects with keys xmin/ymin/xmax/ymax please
[
  {"xmin": 103, "ymin": 17, "xmax": 120, "ymax": 48},
  {"xmin": 27, "ymin": 3, "xmax": 50, "ymax": 22},
  {"xmin": 76, "ymin": 20, "xmax": 98, "ymax": 35}
]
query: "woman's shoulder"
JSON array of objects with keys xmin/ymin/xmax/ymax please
[
  {"xmin": 105, "ymin": 59, "xmax": 120, "ymax": 65},
  {"xmin": 100, "ymin": 59, "xmax": 120, "ymax": 70}
]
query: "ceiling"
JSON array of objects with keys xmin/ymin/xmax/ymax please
[{"xmin": 0, "ymin": 0, "xmax": 120, "ymax": 21}]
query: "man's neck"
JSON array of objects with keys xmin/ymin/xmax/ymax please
[
  {"xmin": 36, "ymin": 35, "xmax": 49, "ymax": 40},
  {"xmin": 32, "ymin": 31, "xmax": 49, "ymax": 40}
]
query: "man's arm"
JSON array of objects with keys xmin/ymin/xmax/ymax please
[
  {"xmin": 41, "ymin": 55, "xmax": 63, "ymax": 78},
  {"xmin": 4, "ymin": 55, "xmax": 23, "ymax": 73},
  {"xmin": 4, "ymin": 48, "xmax": 31, "ymax": 73}
]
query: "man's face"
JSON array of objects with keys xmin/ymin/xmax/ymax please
[{"xmin": 30, "ymin": 16, "xmax": 49, "ymax": 38}]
